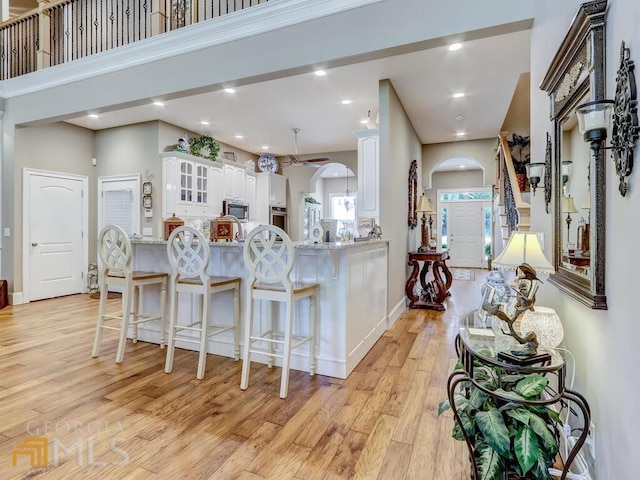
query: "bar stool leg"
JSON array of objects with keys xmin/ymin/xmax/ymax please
[
  {"xmin": 132, "ymin": 285, "xmax": 140, "ymax": 344},
  {"xmin": 279, "ymin": 302, "xmax": 294, "ymax": 399},
  {"xmin": 159, "ymin": 278, "xmax": 168, "ymax": 349},
  {"xmin": 92, "ymin": 276, "xmax": 109, "ymax": 357},
  {"xmin": 197, "ymin": 294, "xmax": 210, "ymax": 380},
  {"xmin": 116, "ymin": 284, "xmax": 134, "ymax": 363},
  {"xmin": 233, "ymin": 285, "xmax": 240, "ymax": 361},
  {"xmin": 267, "ymin": 301, "xmax": 275, "ymax": 368},
  {"xmin": 309, "ymin": 293, "xmax": 317, "ymax": 376},
  {"xmin": 240, "ymin": 290, "xmax": 253, "ymax": 390},
  {"xmin": 164, "ymin": 284, "xmax": 178, "ymax": 374}
]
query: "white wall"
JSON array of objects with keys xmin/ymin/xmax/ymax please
[
  {"xmin": 530, "ymin": 1, "xmax": 640, "ymax": 478},
  {"xmin": 422, "ymin": 138, "xmax": 497, "ymax": 188}
]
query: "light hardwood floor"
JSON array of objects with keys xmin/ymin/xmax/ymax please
[{"xmin": 0, "ymin": 269, "xmax": 486, "ymax": 480}]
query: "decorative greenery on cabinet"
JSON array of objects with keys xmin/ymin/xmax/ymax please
[{"xmin": 170, "ymin": 135, "xmax": 221, "ymax": 162}]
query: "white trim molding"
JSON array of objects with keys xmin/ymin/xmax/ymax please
[{"xmin": 0, "ymin": 0, "xmax": 383, "ymax": 98}]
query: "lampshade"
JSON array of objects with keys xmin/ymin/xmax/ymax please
[
  {"xmin": 492, "ymin": 231, "xmax": 554, "ymax": 274},
  {"xmin": 576, "ymin": 100, "xmax": 614, "ymax": 135},
  {"xmin": 582, "ymin": 192, "xmax": 591, "ymax": 210},
  {"xmin": 417, "ymin": 195, "xmax": 434, "ymax": 213},
  {"xmin": 563, "ymin": 195, "xmax": 578, "ymax": 214},
  {"xmin": 520, "ymin": 306, "xmax": 564, "ymax": 349}
]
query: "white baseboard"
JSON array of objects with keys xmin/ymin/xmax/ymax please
[
  {"xmin": 9, "ymin": 291, "xmax": 25, "ymax": 305},
  {"xmin": 386, "ymin": 297, "xmax": 406, "ymax": 329}
]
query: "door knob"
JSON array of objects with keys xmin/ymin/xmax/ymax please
[{"xmin": 31, "ymin": 242, "xmax": 38, "ymax": 246}]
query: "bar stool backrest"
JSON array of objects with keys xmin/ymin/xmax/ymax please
[
  {"xmin": 167, "ymin": 226, "xmax": 210, "ymax": 284},
  {"xmin": 99, "ymin": 224, "xmax": 132, "ymax": 276},
  {"xmin": 244, "ymin": 225, "xmax": 294, "ymax": 289}
]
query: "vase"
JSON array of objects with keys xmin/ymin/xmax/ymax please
[{"xmin": 516, "ymin": 173, "xmax": 527, "ymax": 191}]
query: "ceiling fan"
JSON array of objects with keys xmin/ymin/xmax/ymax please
[{"xmin": 281, "ymin": 128, "xmax": 330, "ymax": 167}]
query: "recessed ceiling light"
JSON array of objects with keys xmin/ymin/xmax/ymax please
[
  {"xmin": 200, "ymin": 121, "xmax": 210, "ymax": 125},
  {"xmin": 234, "ymin": 135, "xmax": 244, "ymax": 139},
  {"xmin": 314, "ymin": 70, "xmax": 326, "ymax": 76},
  {"xmin": 341, "ymin": 99, "xmax": 352, "ymax": 105},
  {"xmin": 459, "ymin": 165, "xmax": 466, "ymax": 169},
  {"xmin": 153, "ymin": 101, "xmax": 164, "ymax": 106},
  {"xmin": 88, "ymin": 114, "xmax": 99, "ymax": 118},
  {"xmin": 449, "ymin": 43, "xmax": 462, "ymax": 51},
  {"xmin": 262, "ymin": 145, "xmax": 269, "ymax": 150},
  {"xmin": 224, "ymin": 88, "xmax": 235, "ymax": 94},
  {"xmin": 360, "ymin": 119, "xmax": 368, "ymax": 124},
  {"xmin": 455, "ymin": 132, "xmax": 466, "ymax": 137},
  {"xmin": 453, "ymin": 92, "xmax": 465, "ymax": 98}
]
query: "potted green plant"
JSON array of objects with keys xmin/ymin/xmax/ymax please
[
  {"xmin": 508, "ymin": 133, "xmax": 531, "ymax": 192},
  {"xmin": 439, "ymin": 358, "xmax": 562, "ymax": 480}
]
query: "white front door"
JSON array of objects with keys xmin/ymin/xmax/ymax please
[
  {"xmin": 448, "ymin": 202, "xmax": 483, "ymax": 268},
  {"xmin": 24, "ymin": 169, "xmax": 88, "ymax": 301}
]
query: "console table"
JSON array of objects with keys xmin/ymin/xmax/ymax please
[
  {"xmin": 405, "ymin": 250, "xmax": 452, "ymax": 310},
  {"xmin": 448, "ymin": 310, "xmax": 591, "ymax": 480}
]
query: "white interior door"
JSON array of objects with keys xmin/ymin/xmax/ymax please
[
  {"xmin": 449, "ymin": 202, "xmax": 483, "ymax": 268},
  {"xmin": 25, "ymin": 169, "xmax": 88, "ymax": 301}
]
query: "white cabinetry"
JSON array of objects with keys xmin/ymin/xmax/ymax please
[
  {"xmin": 162, "ymin": 152, "xmax": 223, "ymax": 218},
  {"xmin": 210, "ymin": 163, "xmax": 224, "ymax": 217},
  {"xmin": 245, "ymin": 173, "xmax": 257, "ymax": 220},
  {"xmin": 222, "ymin": 161, "xmax": 248, "ymax": 201},
  {"xmin": 354, "ymin": 129, "xmax": 379, "ymax": 219},
  {"xmin": 256, "ymin": 173, "xmax": 287, "ymax": 223}
]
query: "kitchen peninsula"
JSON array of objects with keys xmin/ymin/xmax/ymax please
[{"xmin": 130, "ymin": 239, "xmax": 389, "ymax": 379}]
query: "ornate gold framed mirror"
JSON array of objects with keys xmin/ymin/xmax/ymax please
[{"xmin": 539, "ymin": 0, "xmax": 607, "ymax": 309}]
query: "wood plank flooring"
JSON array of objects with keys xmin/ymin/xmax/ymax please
[{"xmin": 0, "ymin": 269, "xmax": 486, "ymax": 480}]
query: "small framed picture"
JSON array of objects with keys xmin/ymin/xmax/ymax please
[
  {"xmin": 143, "ymin": 195, "xmax": 152, "ymax": 209},
  {"xmin": 143, "ymin": 182, "xmax": 152, "ymax": 195}
]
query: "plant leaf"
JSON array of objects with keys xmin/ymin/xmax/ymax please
[
  {"xmin": 492, "ymin": 388, "xmax": 526, "ymax": 401},
  {"xmin": 476, "ymin": 443, "xmax": 505, "ymax": 480},
  {"xmin": 468, "ymin": 386, "xmax": 489, "ymax": 410},
  {"xmin": 438, "ymin": 399, "xmax": 450, "ymax": 416},
  {"xmin": 503, "ymin": 406, "xmax": 531, "ymax": 425},
  {"xmin": 452, "ymin": 392, "xmax": 475, "ymax": 412},
  {"xmin": 514, "ymin": 425, "xmax": 540, "ymax": 475},
  {"xmin": 476, "ymin": 409, "xmax": 510, "ymax": 458},
  {"xmin": 529, "ymin": 412, "xmax": 559, "ymax": 455},
  {"xmin": 514, "ymin": 374, "xmax": 548, "ymax": 399}
]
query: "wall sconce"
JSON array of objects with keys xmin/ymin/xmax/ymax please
[
  {"xmin": 525, "ymin": 162, "xmax": 545, "ymax": 195},
  {"xmin": 416, "ymin": 195, "xmax": 434, "ymax": 252},
  {"xmin": 563, "ymin": 195, "xmax": 578, "ymax": 247},
  {"xmin": 575, "ymin": 41, "xmax": 639, "ymax": 196},
  {"xmin": 561, "ymin": 160, "xmax": 573, "ymax": 195}
]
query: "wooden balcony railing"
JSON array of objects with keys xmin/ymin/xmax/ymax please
[{"xmin": 0, "ymin": 0, "xmax": 269, "ymax": 80}]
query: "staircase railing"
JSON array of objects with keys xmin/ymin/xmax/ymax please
[
  {"xmin": 496, "ymin": 131, "xmax": 530, "ymax": 234},
  {"xmin": 0, "ymin": 0, "xmax": 269, "ymax": 80}
]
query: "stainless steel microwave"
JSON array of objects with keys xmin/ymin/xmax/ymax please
[{"xmin": 222, "ymin": 199, "xmax": 249, "ymax": 223}]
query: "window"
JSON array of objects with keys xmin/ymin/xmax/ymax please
[{"xmin": 330, "ymin": 194, "xmax": 356, "ymax": 221}]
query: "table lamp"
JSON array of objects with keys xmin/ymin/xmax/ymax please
[
  {"xmin": 485, "ymin": 232, "xmax": 554, "ymax": 361},
  {"xmin": 417, "ymin": 195, "xmax": 434, "ymax": 252}
]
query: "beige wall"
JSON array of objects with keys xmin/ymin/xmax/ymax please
[
  {"xmin": 426, "ymin": 169, "xmax": 484, "ymax": 194},
  {"xmin": 422, "ymin": 138, "xmax": 497, "ymax": 189},
  {"xmin": 379, "ymin": 79, "xmax": 423, "ymax": 316},
  {"xmin": 530, "ymin": 1, "xmax": 640, "ymax": 478},
  {"xmin": 12, "ymin": 123, "xmax": 96, "ymax": 294}
]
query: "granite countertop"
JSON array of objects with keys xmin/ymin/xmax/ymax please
[{"xmin": 132, "ymin": 239, "xmax": 389, "ymax": 250}]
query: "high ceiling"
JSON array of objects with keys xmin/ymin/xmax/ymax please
[{"xmin": 61, "ymin": 22, "xmax": 531, "ymax": 169}]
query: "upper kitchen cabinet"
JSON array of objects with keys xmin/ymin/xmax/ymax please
[
  {"xmin": 223, "ymin": 162, "xmax": 247, "ymax": 200},
  {"xmin": 162, "ymin": 152, "xmax": 219, "ymax": 218},
  {"xmin": 354, "ymin": 129, "xmax": 379, "ymax": 219},
  {"xmin": 245, "ymin": 173, "xmax": 257, "ymax": 220},
  {"xmin": 257, "ymin": 172, "xmax": 286, "ymax": 206}
]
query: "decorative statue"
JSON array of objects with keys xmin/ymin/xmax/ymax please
[
  {"xmin": 481, "ymin": 263, "xmax": 540, "ymax": 356},
  {"xmin": 176, "ymin": 135, "xmax": 190, "ymax": 154}
]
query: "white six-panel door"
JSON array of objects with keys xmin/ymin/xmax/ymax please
[{"xmin": 24, "ymin": 169, "xmax": 88, "ymax": 302}]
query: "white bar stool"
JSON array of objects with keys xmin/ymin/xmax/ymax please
[
  {"xmin": 92, "ymin": 224, "xmax": 168, "ymax": 363},
  {"xmin": 165, "ymin": 226, "xmax": 241, "ymax": 380},
  {"xmin": 240, "ymin": 225, "xmax": 319, "ymax": 398}
]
